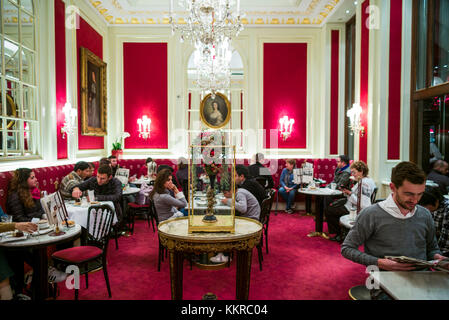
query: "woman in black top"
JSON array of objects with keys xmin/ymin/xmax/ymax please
[{"xmin": 6, "ymin": 168, "xmax": 44, "ymax": 222}]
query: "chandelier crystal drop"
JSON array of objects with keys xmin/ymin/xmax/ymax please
[{"xmin": 170, "ymin": 0, "xmax": 244, "ymax": 97}]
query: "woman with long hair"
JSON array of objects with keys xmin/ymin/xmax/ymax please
[
  {"xmin": 6, "ymin": 168, "xmax": 44, "ymax": 222},
  {"xmin": 150, "ymin": 169, "xmax": 187, "ymax": 223}
]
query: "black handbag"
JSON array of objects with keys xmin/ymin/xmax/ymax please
[{"xmin": 329, "ymin": 197, "xmax": 347, "ymax": 208}]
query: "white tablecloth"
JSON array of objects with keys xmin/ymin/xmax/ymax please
[
  {"xmin": 65, "ymin": 201, "xmax": 118, "ymax": 228},
  {"xmin": 133, "ymin": 178, "xmax": 154, "ymax": 186},
  {"xmin": 298, "ymin": 188, "xmax": 343, "ymax": 196},
  {"xmin": 122, "ymin": 187, "xmax": 141, "ymax": 195}
]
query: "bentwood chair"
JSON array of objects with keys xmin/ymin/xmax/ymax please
[
  {"xmin": 150, "ymin": 199, "xmax": 193, "ymax": 272},
  {"xmin": 148, "ymin": 199, "xmax": 166, "ymax": 272},
  {"xmin": 371, "ymin": 187, "xmax": 378, "ymax": 204},
  {"xmin": 52, "ymin": 204, "xmax": 114, "ymax": 300},
  {"xmin": 256, "ymin": 196, "xmax": 272, "ymax": 271},
  {"xmin": 127, "ymin": 202, "xmax": 153, "ymax": 234}
]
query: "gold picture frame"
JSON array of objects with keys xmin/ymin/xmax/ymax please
[
  {"xmin": 80, "ymin": 47, "xmax": 107, "ymax": 136},
  {"xmin": 199, "ymin": 92, "xmax": 231, "ymax": 129},
  {"xmin": 0, "ymin": 93, "xmax": 17, "ymax": 129}
]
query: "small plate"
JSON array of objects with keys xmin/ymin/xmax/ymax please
[
  {"xmin": 32, "ymin": 228, "xmax": 53, "ymax": 236},
  {"xmin": 1, "ymin": 235, "xmax": 28, "ymax": 243}
]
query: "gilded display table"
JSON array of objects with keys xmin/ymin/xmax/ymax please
[{"xmin": 158, "ymin": 217, "xmax": 263, "ymax": 300}]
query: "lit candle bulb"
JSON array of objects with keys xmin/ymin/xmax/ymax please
[{"xmin": 137, "ymin": 118, "xmax": 142, "ymax": 133}]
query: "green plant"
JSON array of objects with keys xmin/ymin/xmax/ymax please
[{"xmin": 112, "ymin": 132, "xmax": 130, "ymax": 150}]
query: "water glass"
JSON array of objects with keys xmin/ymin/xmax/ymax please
[
  {"xmin": 330, "ymin": 183, "xmax": 336, "ymax": 190},
  {"xmin": 349, "ymin": 209, "xmax": 357, "ymax": 221}
]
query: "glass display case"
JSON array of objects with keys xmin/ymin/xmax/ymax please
[{"xmin": 188, "ymin": 133, "xmax": 235, "ymax": 233}]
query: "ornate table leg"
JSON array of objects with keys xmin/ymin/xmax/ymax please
[
  {"xmin": 32, "ymin": 248, "xmax": 49, "ymax": 301},
  {"xmin": 235, "ymin": 249, "xmax": 252, "ymax": 300},
  {"xmin": 307, "ymin": 196, "xmax": 329, "ymax": 239},
  {"xmin": 169, "ymin": 250, "xmax": 184, "ymax": 300}
]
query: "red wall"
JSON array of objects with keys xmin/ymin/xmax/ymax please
[
  {"xmin": 55, "ymin": 0, "xmax": 67, "ymax": 159},
  {"xmin": 359, "ymin": 0, "xmax": 370, "ymax": 163},
  {"xmin": 388, "ymin": 0, "xmax": 403, "ymax": 160},
  {"xmin": 123, "ymin": 42, "xmax": 168, "ymax": 149},
  {"xmin": 76, "ymin": 16, "xmax": 104, "ymax": 150},
  {"xmin": 330, "ymin": 30, "xmax": 340, "ymax": 155},
  {"xmin": 263, "ymin": 43, "xmax": 308, "ymax": 149}
]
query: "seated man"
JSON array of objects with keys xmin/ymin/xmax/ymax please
[
  {"xmin": 60, "ymin": 161, "xmax": 91, "ymax": 199},
  {"xmin": 138, "ymin": 157, "xmax": 157, "ymax": 179},
  {"xmin": 329, "ymin": 155, "xmax": 351, "ymax": 190},
  {"xmin": 248, "ymin": 153, "xmax": 274, "ymax": 189},
  {"xmin": 278, "ymin": 159, "xmax": 299, "ymax": 214},
  {"xmin": 341, "ymin": 161, "xmax": 448, "ymax": 299},
  {"xmin": 420, "ymin": 187, "xmax": 449, "ymax": 256},
  {"xmin": 235, "ymin": 164, "xmax": 268, "ymax": 206},
  {"xmin": 108, "ymin": 155, "xmax": 120, "ymax": 177},
  {"xmin": 87, "ymin": 162, "xmax": 95, "ymax": 179},
  {"xmin": 214, "ymin": 184, "xmax": 261, "ymax": 264},
  {"xmin": 427, "ymin": 160, "xmax": 449, "ymax": 195},
  {"xmin": 221, "ymin": 187, "xmax": 261, "ymax": 221},
  {"xmin": 71, "ymin": 164, "xmax": 123, "ymax": 221}
]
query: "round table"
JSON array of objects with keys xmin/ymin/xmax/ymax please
[
  {"xmin": 339, "ymin": 214, "xmax": 355, "ymax": 230},
  {"xmin": 132, "ymin": 178, "xmax": 154, "ymax": 186},
  {"xmin": 298, "ymin": 188, "xmax": 343, "ymax": 239},
  {"xmin": 158, "ymin": 217, "xmax": 263, "ymax": 300},
  {"xmin": 122, "ymin": 187, "xmax": 140, "ymax": 196},
  {"xmin": 0, "ymin": 224, "xmax": 82, "ymax": 300},
  {"xmin": 65, "ymin": 201, "xmax": 118, "ymax": 228}
]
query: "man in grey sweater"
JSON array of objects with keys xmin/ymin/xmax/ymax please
[
  {"xmin": 341, "ymin": 161, "xmax": 447, "ymax": 272},
  {"xmin": 221, "ymin": 187, "xmax": 261, "ymax": 221}
]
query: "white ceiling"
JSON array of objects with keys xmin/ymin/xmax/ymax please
[{"xmin": 85, "ymin": 0, "xmax": 347, "ymax": 27}]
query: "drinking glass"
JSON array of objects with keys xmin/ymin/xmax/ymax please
[{"xmin": 349, "ymin": 206, "xmax": 357, "ymax": 221}]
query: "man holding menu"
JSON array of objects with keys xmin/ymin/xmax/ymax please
[{"xmin": 341, "ymin": 162, "xmax": 448, "ymax": 298}]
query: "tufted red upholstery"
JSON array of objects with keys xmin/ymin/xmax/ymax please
[
  {"xmin": 52, "ymin": 245, "xmax": 102, "ymax": 263},
  {"xmin": 0, "ymin": 158, "xmax": 339, "ymax": 212},
  {"xmin": 314, "ymin": 159, "xmax": 339, "ymax": 184}
]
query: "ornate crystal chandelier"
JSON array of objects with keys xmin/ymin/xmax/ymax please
[{"xmin": 170, "ymin": 0, "xmax": 244, "ymax": 97}]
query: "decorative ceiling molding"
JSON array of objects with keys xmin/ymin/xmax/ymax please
[{"xmin": 85, "ymin": 0, "xmax": 342, "ymax": 27}]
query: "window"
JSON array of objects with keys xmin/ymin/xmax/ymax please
[
  {"xmin": 344, "ymin": 16, "xmax": 356, "ymax": 159},
  {"xmin": 0, "ymin": 0, "xmax": 38, "ymax": 159},
  {"xmin": 411, "ymin": 0, "xmax": 449, "ymax": 170}
]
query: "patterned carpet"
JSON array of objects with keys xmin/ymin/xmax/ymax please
[{"xmin": 57, "ymin": 211, "xmax": 367, "ymax": 300}]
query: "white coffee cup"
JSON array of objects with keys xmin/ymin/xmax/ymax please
[{"xmin": 349, "ymin": 209, "xmax": 357, "ymax": 221}]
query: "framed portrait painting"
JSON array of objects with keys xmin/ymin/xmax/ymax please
[
  {"xmin": 80, "ymin": 47, "xmax": 107, "ymax": 136},
  {"xmin": 200, "ymin": 92, "xmax": 231, "ymax": 129}
]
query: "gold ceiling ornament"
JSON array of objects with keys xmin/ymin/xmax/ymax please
[{"xmin": 87, "ymin": 0, "xmax": 340, "ymax": 26}]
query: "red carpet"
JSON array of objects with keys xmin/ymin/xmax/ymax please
[{"xmin": 57, "ymin": 212, "xmax": 367, "ymax": 300}]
